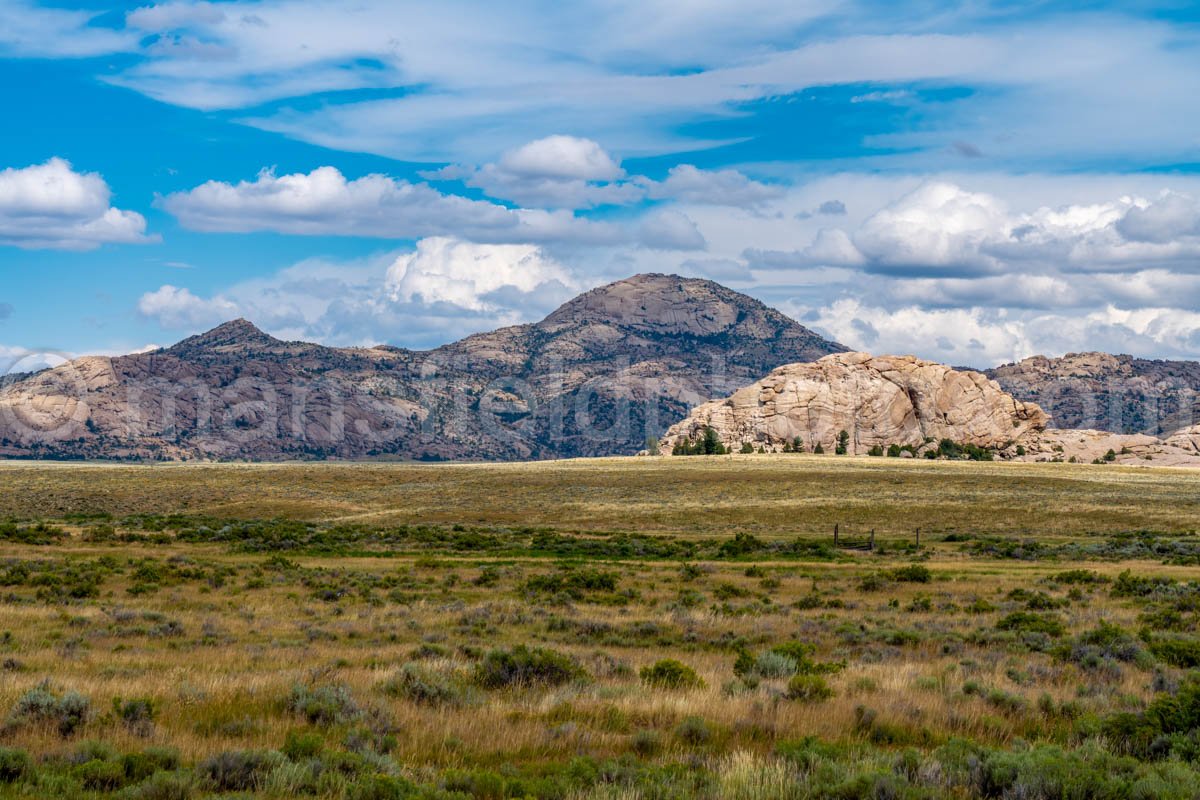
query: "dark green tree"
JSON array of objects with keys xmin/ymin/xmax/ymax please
[
  {"xmin": 835, "ymin": 430, "xmax": 850, "ymax": 455},
  {"xmin": 701, "ymin": 426, "xmax": 724, "ymax": 455}
]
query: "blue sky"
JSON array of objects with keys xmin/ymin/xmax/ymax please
[{"xmin": 2, "ymin": 1, "xmax": 1200, "ymax": 369}]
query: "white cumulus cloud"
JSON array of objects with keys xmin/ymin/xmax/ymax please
[
  {"xmin": 136, "ymin": 238, "xmax": 585, "ymax": 348},
  {"xmin": 0, "ymin": 158, "xmax": 153, "ymax": 250},
  {"xmin": 498, "ymin": 135, "xmax": 623, "ymax": 181},
  {"xmin": 426, "ymin": 136, "xmax": 776, "ymax": 211},
  {"xmin": 800, "ymin": 298, "xmax": 1034, "ymax": 367},
  {"xmin": 162, "ymin": 164, "xmax": 712, "ymax": 249},
  {"xmin": 385, "ymin": 237, "xmax": 574, "ymax": 312},
  {"xmin": 159, "ymin": 165, "xmax": 518, "ymax": 239},
  {"xmin": 137, "ymin": 285, "xmax": 239, "ymax": 329},
  {"xmin": 766, "ymin": 181, "xmax": 1200, "ymax": 278}
]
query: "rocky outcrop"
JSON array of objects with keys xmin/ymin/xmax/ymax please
[
  {"xmin": 1165, "ymin": 424, "xmax": 1200, "ymax": 454},
  {"xmin": 1017, "ymin": 428, "xmax": 1200, "ymax": 467},
  {"xmin": 987, "ymin": 352, "xmax": 1200, "ymax": 435},
  {"xmin": 0, "ymin": 274, "xmax": 846, "ymax": 461},
  {"xmin": 662, "ymin": 352, "xmax": 1048, "ymax": 454}
]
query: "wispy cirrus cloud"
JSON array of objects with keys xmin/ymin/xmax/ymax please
[
  {"xmin": 0, "ymin": 0, "xmax": 135, "ymax": 57},
  {"xmin": 53, "ymin": 3, "xmax": 1189, "ymax": 172}
]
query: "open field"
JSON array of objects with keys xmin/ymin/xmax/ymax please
[
  {"xmin": 2, "ymin": 455, "xmax": 1200, "ymax": 537},
  {"xmin": 0, "ymin": 456, "xmax": 1199, "ymax": 798}
]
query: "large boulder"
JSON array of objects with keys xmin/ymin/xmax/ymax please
[{"xmin": 662, "ymin": 352, "xmax": 1049, "ymax": 454}]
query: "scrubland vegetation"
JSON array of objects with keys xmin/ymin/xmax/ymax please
[{"xmin": 0, "ymin": 456, "xmax": 1198, "ymax": 797}]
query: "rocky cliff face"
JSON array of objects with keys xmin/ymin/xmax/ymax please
[
  {"xmin": 986, "ymin": 352, "xmax": 1200, "ymax": 435},
  {"xmin": 0, "ymin": 274, "xmax": 845, "ymax": 461},
  {"xmin": 662, "ymin": 352, "xmax": 1049, "ymax": 454}
]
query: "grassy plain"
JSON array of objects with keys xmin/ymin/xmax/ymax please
[
  {"xmin": 0, "ymin": 455, "xmax": 1198, "ymax": 798},
  {"xmin": 1, "ymin": 454, "xmax": 1198, "ymax": 536}
]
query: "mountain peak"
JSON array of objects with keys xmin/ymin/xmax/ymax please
[
  {"xmin": 539, "ymin": 273, "xmax": 809, "ymax": 340},
  {"xmin": 168, "ymin": 318, "xmax": 280, "ymax": 352}
]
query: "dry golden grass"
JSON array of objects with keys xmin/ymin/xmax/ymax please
[
  {"xmin": 0, "ymin": 456, "xmax": 1196, "ymax": 797},
  {"xmin": 1, "ymin": 454, "xmax": 1199, "ymax": 537}
]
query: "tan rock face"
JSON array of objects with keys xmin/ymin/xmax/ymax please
[
  {"xmin": 662, "ymin": 352, "xmax": 1049, "ymax": 453},
  {"xmin": 1164, "ymin": 425, "xmax": 1200, "ymax": 454},
  {"xmin": 1016, "ymin": 428, "xmax": 1200, "ymax": 467}
]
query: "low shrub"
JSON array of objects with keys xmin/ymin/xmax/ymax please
[
  {"xmin": 0, "ymin": 747, "xmax": 32, "ymax": 783},
  {"xmin": 128, "ymin": 770, "xmax": 195, "ymax": 800},
  {"xmin": 7, "ymin": 681, "xmax": 91, "ymax": 736},
  {"xmin": 346, "ymin": 775, "xmax": 416, "ymax": 800},
  {"xmin": 281, "ymin": 730, "xmax": 325, "ymax": 761},
  {"xmin": 1113, "ymin": 570, "xmax": 1176, "ymax": 598},
  {"xmin": 474, "ymin": 645, "xmax": 585, "ymax": 689},
  {"xmin": 786, "ymin": 674, "xmax": 833, "ymax": 702},
  {"xmin": 382, "ymin": 663, "xmax": 466, "ymax": 707},
  {"xmin": 1147, "ymin": 637, "xmax": 1200, "ymax": 668},
  {"xmin": 522, "ymin": 568, "xmax": 619, "ymax": 600},
  {"xmin": 890, "ymin": 564, "xmax": 932, "ymax": 583},
  {"xmin": 1101, "ymin": 676, "xmax": 1200, "ymax": 758},
  {"xmin": 1056, "ymin": 621, "xmax": 1150, "ymax": 669},
  {"xmin": 199, "ymin": 749, "xmax": 285, "ymax": 792},
  {"xmin": 114, "ymin": 696, "xmax": 156, "ymax": 736},
  {"xmin": 1052, "ymin": 569, "xmax": 1107, "ymax": 585},
  {"xmin": 734, "ymin": 641, "xmax": 842, "ymax": 681},
  {"xmin": 75, "ymin": 757, "xmax": 128, "ymax": 791},
  {"xmin": 285, "ymin": 684, "xmax": 361, "ymax": 726},
  {"xmin": 996, "ymin": 612, "xmax": 1065, "ymax": 637},
  {"xmin": 629, "ymin": 729, "xmax": 662, "ymax": 757},
  {"xmin": 675, "ymin": 716, "xmax": 712, "ymax": 745},
  {"xmin": 750, "ymin": 651, "xmax": 799, "ymax": 679},
  {"xmin": 640, "ymin": 659, "xmax": 703, "ymax": 690},
  {"xmin": 121, "ymin": 748, "xmax": 180, "ymax": 782}
]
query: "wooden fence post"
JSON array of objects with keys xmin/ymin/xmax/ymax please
[
  {"xmin": 869, "ymin": 529, "xmax": 875, "ymax": 550},
  {"xmin": 834, "ymin": 524, "xmax": 839, "ymax": 546},
  {"xmin": 915, "ymin": 527, "xmax": 921, "ymax": 548}
]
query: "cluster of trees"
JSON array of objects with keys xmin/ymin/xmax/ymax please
[
  {"xmin": 930, "ymin": 438, "xmax": 994, "ymax": 461},
  {"xmin": 866, "ymin": 443, "xmax": 920, "ymax": 457},
  {"xmin": 671, "ymin": 427, "xmax": 727, "ymax": 455},
  {"xmin": 669, "ymin": 430, "xmax": 999, "ymax": 461},
  {"xmin": 862, "ymin": 438, "xmax": 1001, "ymax": 461},
  {"xmin": 673, "ymin": 430, "xmax": 853, "ymax": 456}
]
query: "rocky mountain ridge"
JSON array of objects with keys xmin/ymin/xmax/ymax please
[
  {"xmin": 986, "ymin": 352, "xmax": 1200, "ymax": 435},
  {"xmin": 0, "ymin": 274, "xmax": 845, "ymax": 461}
]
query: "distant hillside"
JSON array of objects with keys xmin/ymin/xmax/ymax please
[
  {"xmin": 986, "ymin": 352, "xmax": 1200, "ymax": 435},
  {"xmin": 0, "ymin": 274, "xmax": 845, "ymax": 461}
]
